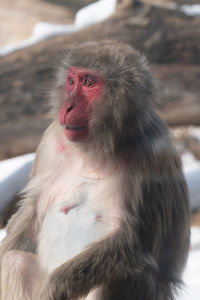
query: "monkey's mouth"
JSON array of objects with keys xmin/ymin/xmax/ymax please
[{"xmin": 65, "ymin": 125, "xmax": 86, "ymax": 131}]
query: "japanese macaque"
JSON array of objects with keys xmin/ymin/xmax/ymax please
[{"xmin": 0, "ymin": 40, "xmax": 190, "ymax": 300}]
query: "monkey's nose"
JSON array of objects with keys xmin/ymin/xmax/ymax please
[{"xmin": 67, "ymin": 105, "xmax": 73, "ymax": 113}]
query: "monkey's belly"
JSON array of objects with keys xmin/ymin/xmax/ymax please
[{"xmin": 38, "ymin": 201, "xmax": 112, "ymax": 274}]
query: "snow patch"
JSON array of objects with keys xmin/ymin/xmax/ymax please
[
  {"xmin": 180, "ymin": 5, "xmax": 200, "ymax": 16},
  {"xmin": 190, "ymin": 227, "xmax": 200, "ymax": 250},
  {"xmin": 0, "ymin": 154, "xmax": 35, "ymax": 213},
  {"xmin": 152, "ymin": 2, "xmax": 200, "ymax": 16},
  {"xmin": 0, "ymin": 23, "xmax": 77, "ymax": 57},
  {"xmin": 0, "ymin": 230, "xmax": 6, "ymax": 245},
  {"xmin": 188, "ymin": 127, "xmax": 200, "ymax": 143},
  {"xmin": 182, "ymin": 153, "xmax": 200, "ymax": 211},
  {"xmin": 0, "ymin": 153, "xmax": 35, "ymax": 182},
  {"xmin": 182, "ymin": 152, "xmax": 200, "ymax": 174},
  {"xmin": 180, "ymin": 227, "xmax": 200, "ymax": 299},
  {"xmin": 75, "ymin": 0, "xmax": 116, "ymax": 29}
]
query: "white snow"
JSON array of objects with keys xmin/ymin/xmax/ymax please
[
  {"xmin": 153, "ymin": 2, "xmax": 200, "ymax": 16},
  {"xmin": 182, "ymin": 152, "xmax": 200, "ymax": 211},
  {"xmin": 188, "ymin": 127, "xmax": 200, "ymax": 143},
  {"xmin": 179, "ymin": 227, "xmax": 200, "ymax": 300},
  {"xmin": 180, "ymin": 5, "xmax": 200, "ymax": 16},
  {"xmin": 0, "ymin": 0, "xmax": 116, "ymax": 57},
  {"xmin": 0, "ymin": 23, "xmax": 77, "ymax": 57},
  {"xmin": 0, "ymin": 153, "xmax": 35, "ymax": 182},
  {"xmin": 0, "ymin": 230, "xmax": 6, "ymax": 244},
  {"xmin": 182, "ymin": 152, "xmax": 200, "ymax": 174},
  {"xmin": 0, "ymin": 154, "xmax": 34, "ymax": 213},
  {"xmin": 75, "ymin": 0, "xmax": 116, "ymax": 29}
]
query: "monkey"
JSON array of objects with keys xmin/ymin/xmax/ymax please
[{"xmin": 0, "ymin": 40, "xmax": 190, "ymax": 300}]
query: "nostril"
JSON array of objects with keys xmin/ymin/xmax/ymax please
[{"xmin": 67, "ymin": 106, "xmax": 73, "ymax": 113}]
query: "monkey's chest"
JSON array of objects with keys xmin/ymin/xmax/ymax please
[{"xmin": 38, "ymin": 183, "xmax": 118, "ymax": 274}]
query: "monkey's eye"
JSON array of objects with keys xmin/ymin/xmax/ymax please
[
  {"xmin": 84, "ymin": 79, "xmax": 95, "ymax": 87},
  {"xmin": 68, "ymin": 77, "xmax": 75, "ymax": 85}
]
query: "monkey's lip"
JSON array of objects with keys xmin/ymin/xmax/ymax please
[{"xmin": 65, "ymin": 125, "xmax": 86, "ymax": 131}]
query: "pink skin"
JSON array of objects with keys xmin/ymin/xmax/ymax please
[
  {"xmin": 56, "ymin": 141, "xmax": 66, "ymax": 154},
  {"xmin": 59, "ymin": 66, "xmax": 103, "ymax": 142},
  {"xmin": 60, "ymin": 205, "xmax": 73, "ymax": 215},
  {"xmin": 95, "ymin": 214, "xmax": 102, "ymax": 221}
]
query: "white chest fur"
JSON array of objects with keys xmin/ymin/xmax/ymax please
[{"xmin": 37, "ymin": 146, "xmax": 122, "ymax": 274}]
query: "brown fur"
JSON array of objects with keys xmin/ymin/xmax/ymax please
[{"xmin": 0, "ymin": 41, "xmax": 190, "ymax": 300}]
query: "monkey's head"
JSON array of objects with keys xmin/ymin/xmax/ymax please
[{"xmin": 52, "ymin": 40, "xmax": 156, "ymax": 155}]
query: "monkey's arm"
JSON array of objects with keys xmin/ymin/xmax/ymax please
[{"xmin": 40, "ymin": 226, "xmax": 157, "ymax": 300}]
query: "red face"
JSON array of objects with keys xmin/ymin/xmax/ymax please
[{"xmin": 59, "ymin": 66, "xmax": 103, "ymax": 142}]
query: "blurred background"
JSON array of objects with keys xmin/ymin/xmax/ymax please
[{"xmin": 0, "ymin": 0, "xmax": 200, "ymax": 298}]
